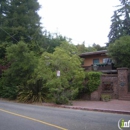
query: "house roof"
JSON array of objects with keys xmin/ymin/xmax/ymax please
[{"xmin": 79, "ymin": 50, "xmax": 107, "ymax": 58}]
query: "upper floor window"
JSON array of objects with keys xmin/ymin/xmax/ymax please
[
  {"xmin": 93, "ymin": 59, "xmax": 99, "ymax": 64},
  {"xmin": 103, "ymin": 58, "xmax": 112, "ymax": 64}
]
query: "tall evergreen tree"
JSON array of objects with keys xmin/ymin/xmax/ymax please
[
  {"xmin": 0, "ymin": 0, "xmax": 42, "ymax": 43},
  {"xmin": 108, "ymin": 0, "xmax": 130, "ymax": 43},
  {"xmin": 108, "ymin": 11, "xmax": 123, "ymax": 43},
  {"xmin": 0, "ymin": 0, "xmax": 9, "ymax": 42}
]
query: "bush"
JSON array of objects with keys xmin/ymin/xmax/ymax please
[
  {"xmin": 0, "ymin": 77, "xmax": 18, "ymax": 100},
  {"xmin": 0, "ymin": 85, "xmax": 18, "ymax": 100},
  {"xmin": 101, "ymin": 94, "xmax": 111, "ymax": 102},
  {"xmin": 108, "ymin": 36, "xmax": 130, "ymax": 68},
  {"xmin": 86, "ymin": 71, "xmax": 102, "ymax": 93},
  {"xmin": 17, "ymin": 79, "xmax": 48, "ymax": 103}
]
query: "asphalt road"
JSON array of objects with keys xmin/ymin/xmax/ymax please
[{"xmin": 0, "ymin": 100, "xmax": 130, "ymax": 130}]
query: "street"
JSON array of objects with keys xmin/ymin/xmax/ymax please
[{"xmin": 0, "ymin": 100, "xmax": 130, "ymax": 130}]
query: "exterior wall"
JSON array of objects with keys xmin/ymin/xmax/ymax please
[
  {"xmin": 100, "ymin": 74, "xmax": 118, "ymax": 99},
  {"xmin": 83, "ymin": 55, "xmax": 108, "ymax": 66},
  {"xmin": 91, "ymin": 68, "xmax": 130, "ymax": 101},
  {"xmin": 117, "ymin": 68, "xmax": 130, "ymax": 100}
]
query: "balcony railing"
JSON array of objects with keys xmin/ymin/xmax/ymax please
[{"xmin": 82, "ymin": 63, "xmax": 117, "ymax": 73}]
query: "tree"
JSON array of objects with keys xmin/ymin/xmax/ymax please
[
  {"xmin": 0, "ymin": 0, "xmax": 45, "ymax": 68},
  {"xmin": 0, "ymin": 41, "xmax": 37, "ymax": 99},
  {"xmin": 0, "ymin": 0, "xmax": 9, "ymax": 26},
  {"xmin": 108, "ymin": 36, "xmax": 130, "ymax": 68},
  {"xmin": 0, "ymin": 0, "xmax": 9, "ymax": 42},
  {"xmin": 108, "ymin": 0, "xmax": 130, "ymax": 43},
  {"xmin": 76, "ymin": 43, "xmax": 88, "ymax": 54},
  {"xmin": 86, "ymin": 71, "xmax": 102, "ymax": 93},
  {"xmin": 92, "ymin": 43, "xmax": 106, "ymax": 51},
  {"xmin": 35, "ymin": 42, "xmax": 85, "ymax": 104},
  {"xmin": 0, "ymin": 0, "xmax": 42, "ymax": 43},
  {"xmin": 43, "ymin": 33, "xmax": 68, "ymax": 53}
]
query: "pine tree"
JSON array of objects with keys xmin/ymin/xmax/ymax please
[
  {"xmin": 108, "ymin": 11, "xmax": 123, "ymax": 43},
  {"xmin": 108, "ymin": 0, "xmax": 130, "ymax": 43},
  {"xmin": 0, "ymin": 0, "xmax": 9, "ymax": 42},
  {"xmin": 0, "ymin": 0, "xmax": 42, "ymax": 43}
]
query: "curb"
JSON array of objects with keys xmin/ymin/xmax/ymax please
[
  {"xmin": 42, "ymin": 103, "xmax": 130, "ymax": 115},
  {"xmin": 63, "ymin": 106, "xmax": 130, "ymax": 115}
]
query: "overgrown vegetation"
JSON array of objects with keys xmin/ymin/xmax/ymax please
[
  {"xmin": 107, "ymin": 0, "xmax": 130, "ymax": 69},
  {"xmin": 86, "ymin": 71, "xmax": 102, "ymax": 93},
  {"xmin": 108, "ymin": 0, "xmax": 130, "ymax": 44},
  {"xmin": 77, "ymin": 71, "xmax": 102, "ymax": 99},
  {"xmin": 108, "ymin": 36, "xmax": 130, "ymax": 68},
  {"xmin": 0, "ymin": 0, "xmax": 130, "ymax": 104},
  {"xmin": 101, "ymin": 94, "xmax": 111, "ymax": 102}
]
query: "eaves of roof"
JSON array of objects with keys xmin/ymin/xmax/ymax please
[{"xmin": 79, "ymin": 50, "xmax": 107, "ymax": 58}]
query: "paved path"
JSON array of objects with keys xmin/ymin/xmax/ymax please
[{"xmin": 43, "ymin": 100, "xmax": 130, "ymax": 115}]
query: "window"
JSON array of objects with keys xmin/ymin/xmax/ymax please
[
  {"xmin": 103, "ymin": 58, "xmax": 112, "ymax": 64},
  {"xmin": 93, "ymin": 59, "xmax": 99, "ymax": 64}
]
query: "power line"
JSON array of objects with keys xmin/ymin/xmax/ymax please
[{"xmin": 0, "ymin": 26, "xmax": 18, "ymax": 43}]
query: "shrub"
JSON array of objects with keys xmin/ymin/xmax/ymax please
[
  {"xmin": 86, "ymin": 71, "xmax": 102, "ymax": 93},
  {"xmin": 101, "ymin": 94, "xmax": 111, "ymax": 102}
]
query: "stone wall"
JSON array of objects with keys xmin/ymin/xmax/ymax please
[
  {"xmin": 118, "ymin": 68, "xmax": 130, "ymax": 100},
  {"xmin": 91, "ymin": 74, "xmax": 118, "ymax": 101},
  {"xmin": 100, "ymin": 74, "xmax": 118, "ymax": 99},
  {"xmin": 90, "ymin": 68, "xmax": 130, "ymax": 101}
]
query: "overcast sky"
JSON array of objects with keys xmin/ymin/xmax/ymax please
[{"xmin": 37, "ymin": 0, "xmax": 120, "ymax": 46}]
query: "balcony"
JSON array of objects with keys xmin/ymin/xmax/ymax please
[
  {"xmin": 93, "ymin": 63, "xmax": 115, "ymax": 70},
  {"xmin": 82, "ymin": 63, "xmax": 117, "ymax": 74}
]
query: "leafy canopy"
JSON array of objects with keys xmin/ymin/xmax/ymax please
[
  {"xmin": 108, "ymin": 0, "xmax": 130, "ymax": 43},
  {"xmin": 35, "ymin": 41, "xmax": 85, "ymax": 104},
  {"xmin": 108, "ymin": 36, "xmax": 130, "ymax": 68},
  {"xmin": 86, "ymin": 71, "xmax": 102, "ymax": 93}
]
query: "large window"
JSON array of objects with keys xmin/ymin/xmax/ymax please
[
  {"xmin": 93, "ymin": 59, "xmax": 99, "ymax": 64},
  {"xmin": 103, "ymin": 58, "xmax": 112, "ymax": 64}
]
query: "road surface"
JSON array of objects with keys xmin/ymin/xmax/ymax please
[{"xmin": 0, "ymin": 100, "xmax": 130, "ymax": 130}]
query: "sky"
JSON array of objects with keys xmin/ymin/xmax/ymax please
[{"xmin": 37, "ymin": 0, "xmax": 120, "ymax": 46}]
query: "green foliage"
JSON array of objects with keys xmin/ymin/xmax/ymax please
[
  {"xmin": 0, "ymin": 37, "xmax": 86, "ymax": 104},
  {"xmin": 17, "ymin": 64, "xmax": 49, "ymax": 103},
  {"xmin": 5, "ymin": 41, "xmax": 37, "ymax": 85},
  {"xmin": 0, "ymin": 0, "xmax": 46, "ymax": 56},
  {"xmin": 36, "ymin": 42, "xmax": 85, "ymax": 104},
  {"xmin": 86, "ymin": 71, "xmax": 102, "ymax": 93},
  {"xmin": 0, "ymin": 81, "xmax": 18, "ymax": 100},
  {"xmin": 0, "ymin": 41, "xmax": 38, "ymax": 100},
  {"xmin": 108, "ymin": 36, "xmax": 130, "ymax": 68},
  {"xmin": 108, "ymin": 0, "xmax": 130, "ymax": 43},
  {"xmin": 0, "ymin": 0, "xmax": 42, "ymax": 43},
  {"xmin": 17, "ymin": 80, "xmax": 47, "ymax": 103},
  {"xmin": 0, "ymin": 42, "xmax": 11, "ymax": 65},
  {"xmin": 43, "ymin": 33, "xmax": 68, "ymax": 53},
  {"xmin": 101, "ymin": 94, "xmax": 111, "ymax": 102},
  {"xmin": 0, "ymin": 0, "xmax": 87, "ymax": 104},
  {"xmin": 76, "ymin": 43, "xmax": 106, "ymax": 55},
  {"xmin": 92, "ymin": 43, "xmax": 107, "ymax": 51},
  {"xmin": 76, "ymin": 43, "xmax": 88, "ymax": 54}
]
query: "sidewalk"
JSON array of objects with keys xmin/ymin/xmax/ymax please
[{"xmin": 42, "ymin": 99, "xmax": 130, "ymax": 115}]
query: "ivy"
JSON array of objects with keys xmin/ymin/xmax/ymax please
[{"xmin": 86, "ymin": 71, "xmax": 102, "ymax": 93}]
